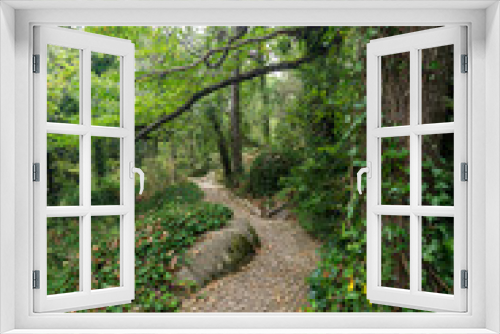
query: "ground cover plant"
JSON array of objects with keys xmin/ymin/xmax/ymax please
[
  {"xmin": 64, "ymin": 182, "xmax": 233, "ymax": 312},
  {"xmin": 48, "ymin": 25, "xmax": 454, "ymax": 312}
]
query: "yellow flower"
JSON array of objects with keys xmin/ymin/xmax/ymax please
[{"xmin": 348, "ymin": 276, "xmax": 354, "ymax": 291}]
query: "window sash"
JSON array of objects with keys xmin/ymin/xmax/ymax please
[
  {"xmin": 33, "ymin": 26, "xmax": 136, "ymax": 313},
  {"xmin": 366, "ymin": 26, "xmax": 467, "ymax": 312}
]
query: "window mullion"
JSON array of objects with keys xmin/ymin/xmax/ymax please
[
  {"xmin": 82, "ymin": 214, "xmax": 91, "ymax": 293},
  {"xmin": 82, "ymin": 47, "xmax": 91, "ymax": 208},
  {"xmin": 82, "ymin": 48, "xmax": 92, "ymax": 294},
  {"xmin": 409, "ymin": 48, "xmax": 420, "ymax": 294},
  {"xmin": 78, "ymin": 47, "xmax": 85, "ymax": 292}
]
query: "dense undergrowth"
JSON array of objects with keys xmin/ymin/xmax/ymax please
[{"xmin": 73, "ymin": 182, "xmax": 233, "ymax": 312}]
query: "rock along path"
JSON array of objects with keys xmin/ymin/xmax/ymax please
[{"xmin": 180, "ymin": 172, "xmax": 321, "ymax": 312}]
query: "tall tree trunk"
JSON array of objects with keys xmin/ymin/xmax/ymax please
[
  {"xmin": 188, "ymin": 122, "xmax": 196, "ymax": 170},
  {"xmin": 206, "ymin": 105, "xmax": 232, "ymax": 180},
  {"xmin": 258, "ymin": 45, "xmax": 271, "ymax": 145},
  {"xmin": 260, "ymin": 75, "xmax": 271, "ymax": 145},
  {"xmin": 230, "ymin": 64, "xmax": 243, "ymax": 177},
  {"xmin": 170, "ymin": 134, "xmax": 177, "ymax": 183}
]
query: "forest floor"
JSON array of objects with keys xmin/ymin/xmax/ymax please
[{"xmin": 180, "ymin": 172, "xmax": 322, "ymax": 312}]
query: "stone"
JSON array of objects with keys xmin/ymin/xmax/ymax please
[{"xmin": 176, "ymin": 218, "xmax": 260, "ymax": 290}]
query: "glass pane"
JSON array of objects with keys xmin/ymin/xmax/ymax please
[
  {"xmin": 47, "ymin": 134, "xmax": 80, "ymax": 206},
  {"xmin": 421, "ymin": 216, "xmax": 454, "ymax": 294},
  {"xmin": 422, "ymin": 133, "xmax": 454, "ymax": 206},
  {"xmin": 91, "ymin": 52, "xmax": 121, "ymax": 127},
  {"xmin": 47, "ymin": 217, "xmax": 80, "ymax": 295},
  {"xmin": 381, "ymin": 52, "xmax": 410, "ymax": 127},
  {"xmin": 381, "ymin": 215, "xmax": 410, "ymax": 290},
  {"xmin": 47, "ymin": 45, "xmax": 80, "ymax": 124},
  {"xmin": 421, "ymin": 45, "xmax": 454, "ymax": 124},
  {"xmin": 381, "ymin": 136, "xmax": 410, "ymax": 205},
  {"xmin": 92, "ymin": 216, "xmax": 120, "ymax": 290},
  {"xmin": 91, "ymin": 137, "xmax": 121, "ymax": 205}
]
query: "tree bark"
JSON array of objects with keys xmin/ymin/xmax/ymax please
[
  {"xmin": 230, "ymin": 64, "xmax": 243, "ymax": 176},
  {"xmin": 206, "ymin": 104, "xmax": 232, "ymax": 180},
  {"xmin": 170, "ymin": 134, "xmax": 177, "ymax": 183},
  {"xmin": 188, "ymin": 121, "xmax": 196, "ymax": 170},
  {"xmin": 258, "ymin": 45, "xmax": 271, "ymax": 145},
  {"xmin": 260, "ymin": 74, "xmax": 270, "ymax": 145}
]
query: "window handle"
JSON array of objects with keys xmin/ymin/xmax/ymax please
[
  {"xmin": 357, "ymin": 162, "xmax": 371, "ymax": 195},
  {"xmin": 129, "ymin": 161, "xmax": 145, "ymax": 195}
]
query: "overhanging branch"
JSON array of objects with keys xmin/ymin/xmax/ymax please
[
  {"xmin": 136, "ymin": 55, "xmax": 313, "ymax": 141},
  {"xmin": 136, "ymin": 28, "xmax": 302, "ymax": 81}
]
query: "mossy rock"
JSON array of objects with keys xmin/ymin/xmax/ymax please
[{"xmin": 176, "ymin": 218, "xmax": 260, "ymax": 290}]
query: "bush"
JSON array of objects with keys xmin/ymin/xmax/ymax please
[
  {"xmin": 279, "ymin": 149, "xmax": 347, "ymax": 241},
  {"xmin": 136, "ymin": 181, "xmax": 204, "ymax": 214},
  {"xmin": 243, "ymin": 148, "xmax": 302, "ymax": 198}
]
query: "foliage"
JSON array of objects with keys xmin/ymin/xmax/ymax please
[
  {"xmin": 47, "ymin": 25, "xmax": 454, "ymax": 313},
  {"xmin": 303, "ymin": 238, "xmax": 422, "ymax": 312},
  {"xmin": 136, "ymin": 181, "xmax": 204, "ymax": 213},
  {"xmin": 276, "ymin": 27, "xmax": 451, "ymax": 312},
  {"xmin": 74, "ymin": 182, "xmax": 233, "ymax": 312},
  {"xmin": 243, "ymin": 147, "xmax": 302, "ymax": 197}
]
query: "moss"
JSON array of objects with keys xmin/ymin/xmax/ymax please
[
  {"xmin": 227, "ymin": 234, "xmax": 252, "ymax": 268},
  {"xmin": 248, "ymin": 226, "xmax": 261, "ymax": 248}
]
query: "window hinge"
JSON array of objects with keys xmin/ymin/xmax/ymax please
[
  {"xmin": 33, "ymin": 163, "xmax": 40, "ymax": 182},
  {"xmin": 33, "ymin": 54, "xmax": 40, "ymax": 73},
  {"xmin": 461, "ymin": 54, "xmax": 468, "ymax": 73},
  {"xmin": 461, "ymin": 162, "xmax": 468, "ymax": 181},
  {"xmin": 461, "ymin": 270, "xmax": 468, "ymax": 289},
  {"xmin": 33, "ymin": 270, "xmax": 40, "ymax": 289}
]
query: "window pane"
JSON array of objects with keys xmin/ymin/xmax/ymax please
[
  {"xmin": 421, "ymin": 45, "xmax": 454, "ymax": 124},
  {"xmin": 47, "ymin": 217, "xmax": 80, "ymax": 295},
  {"xmin": 421, "ymin": 216, "xmax": 454, "ymax": 294},
  {"xmin": 422, "ymin": 133, "xmax": 454, "ymax": 206},
  {"xmin": 47, "ymin": 45, "xmax": 80, "ymax": 124},
  {"xmin": 381, "ymin": 136, "xmax": 410, "ymax": 205},
  {"xmin": 92, "ymin": 216, "xmax": 120, "ymax": 290},
  {"xmin": 47, "ymin": 134, "xmax": 80, "ymax": 206},
  {"xmin": 381, "ymin": 215, "xmax": 410, "ymax": 290},
  {"xmin": 91, "ymin": 137, "xmax": 121, "ymax": 205},
  {"xmin": 381, "ymin": 52, "xmax": 410, "ymax": 127},
  {"xmin": 91, "ymin": 52, "xmax": 121, "ymax": 127}
]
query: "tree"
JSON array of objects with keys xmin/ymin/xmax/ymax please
[
  {"xmin": 135, "ymin": 26, "xmax": 340, "ymax": 141},
  {"xmin": 230, "ymin": 54, "xmax": 243, "ymax": 176}
]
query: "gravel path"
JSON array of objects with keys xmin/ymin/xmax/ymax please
[{"xmin": 180, "ymin": 173, "xmax": 321, "ymax": 312}]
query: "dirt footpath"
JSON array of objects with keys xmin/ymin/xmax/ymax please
[{"xmin": 180, "ymin": 174, "xmax": 321, "ymax": 312}]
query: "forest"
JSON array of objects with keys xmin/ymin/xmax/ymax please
[{"xmin": 46, "ymin": 25, "xmax": 454, "ymax": 312}]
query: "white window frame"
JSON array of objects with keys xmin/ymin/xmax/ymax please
[
  {"xmin": 33, "ymin": 26, "xmax": 136, "ymax": 313},
  {"xmin": 0, "ymin": 1, "xmax": 499, "ymax": 333},
  {"xmin": 366, "ymin": 26, "xmax": 468, "ymax": 312}
]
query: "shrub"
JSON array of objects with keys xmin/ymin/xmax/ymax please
[
  {"xmin": 243, "ymin": 148, "xmax": 302, "ymax": 198},
  {"xmin": 136, "ymin": 181, "xmax": 204, "ymax": 214},
  {"xmin": 279, "ymin": 149, "xmax": 347, "ymax": 241}
]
